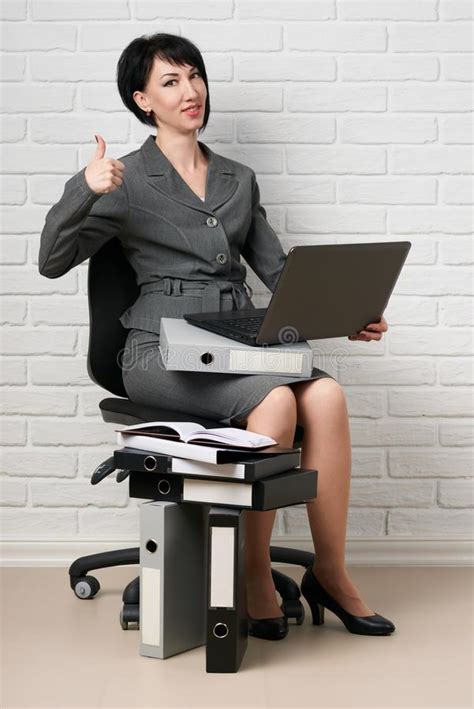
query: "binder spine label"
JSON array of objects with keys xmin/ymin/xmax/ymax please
[
  {"xmin": 229, "ymin": 348, "xmax": 304, "ymax": 374},
  {"xmin": 183, "ymin": 478, "xmax": 252, "ymax": 507},
  {"xmin": 210, "ymin": 527, "xmax": 235, "ymax": 608},
  {"xmin": 141, "ymin": 567, "xmax": 161, "ymax": 647}
]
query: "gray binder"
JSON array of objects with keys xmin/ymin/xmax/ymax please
[
  {"xmin": 159, "ymin": 317, "xmax": 314, "ymax": 376},
  {"xmin": 139, "ymin": 500, "xmax": 208, "ymax": 659}
]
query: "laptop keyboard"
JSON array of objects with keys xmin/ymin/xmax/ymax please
[{"xmin": 215, "ymin": 316, "xmax": 265, "ymax": 333}]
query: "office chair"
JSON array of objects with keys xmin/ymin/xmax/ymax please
[{"xmin": 68, "ymin": 238, "xmax": 315, "ymax": 630}]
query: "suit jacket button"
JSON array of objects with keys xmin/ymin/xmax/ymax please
[
  {"xmin": 206, "ymin": 216, "xmax": 218, "ymax": 227},
  {"xmin": 216, "ymin": 253, "xmax": 227, "ymax": 265}
]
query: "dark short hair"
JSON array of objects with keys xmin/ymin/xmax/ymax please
[{"xmin": 117, "ymin": 32, "xmax": 210, "ymax": 133}]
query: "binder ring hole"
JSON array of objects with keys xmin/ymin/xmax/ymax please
[
  {"xmin": 212, "ymin": 623, "xmax": 229, "ymax": 639},
  {"xmin": 200, "ymin": 352, "xmax": 214, "ymax": 365},
  {"xmin": 144, "ymin": 456, "xmax": 157, "ymax": 471},
  {"xmin": 145, "ymin": 539, "xmax": 158, "ymax": 554},
  {"xmin": 157, "ymin": 479, "xmax": 171, "ymax": 495}
]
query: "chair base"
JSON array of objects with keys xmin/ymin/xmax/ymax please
[
  {"xmin": 69, "ymin": 547, "xmax": 139, "ymax": 599},
  {"xmin": 68, "ymin": 545, "xmax": 314, "ymax": 628}
]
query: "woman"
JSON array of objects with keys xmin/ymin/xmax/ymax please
[{"xmin": 38, "ymin": 33, "xmax": 394, "ymax": 640}]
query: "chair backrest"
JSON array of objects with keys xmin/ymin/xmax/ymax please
[{"xmin": 87, "ymin": 238, "xmax": 139, "ymax": 397}]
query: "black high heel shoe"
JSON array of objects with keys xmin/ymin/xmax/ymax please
[
  {"xmin": 248, "ymin": 607, "xmax": 288, "ymax": 641},
  {"xmin": 301, "ymin": 567, "xmax": 395, "ymax": 636}
]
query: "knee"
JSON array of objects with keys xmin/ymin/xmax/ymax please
[
  {"xmin": 246, "ymin": 385, "xmax": 297, "ymax": 441},
  {"xmin": 314, "ymin": 378, "xmax": 346, "ymax": 404},
  {"xmin": 261, "ymin": 384, "xmax": 297, "ymax": 417},
  {"xmin": 296, "ymin": 378, "xmax": 348, "ymax": 424}
]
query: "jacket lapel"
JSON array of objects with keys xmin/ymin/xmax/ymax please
[{"xmin": 140, "ymin": 134, "xmax": 238, "ymax": 214}]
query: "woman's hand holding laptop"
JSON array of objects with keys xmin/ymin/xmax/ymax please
[{"xmin": 348, "ymin": 315, "xmax": 388, "ymax": 343}]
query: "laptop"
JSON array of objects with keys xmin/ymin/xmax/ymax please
[{"xmin": 184, "ymin": 241, "xmax": 411, "ymax": 347}]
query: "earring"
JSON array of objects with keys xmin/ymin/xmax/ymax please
[{"xmin": 146, "ymin": 108, "xmax": 152, "ymax": 116}]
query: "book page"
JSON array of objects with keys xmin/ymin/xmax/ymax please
[
  {"xmin": 184, "ymin": 427, "xmax": 276, "ymax": 448},
  {"xmin": 117, "ymin": 421, "xmax": 205, "ymax": 439}
]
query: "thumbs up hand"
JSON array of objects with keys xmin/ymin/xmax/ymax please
[{"xmin": 84, "ymin": 134, "xmax": 125, "ymax": 195}]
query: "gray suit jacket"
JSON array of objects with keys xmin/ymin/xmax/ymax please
[{"xmin": 38, "ymin": 134, "xmax": 287, "ymax": 335}]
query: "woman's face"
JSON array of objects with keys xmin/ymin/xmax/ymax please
[{"xmin": 134, "ymin": 56, "xmax": 207, "ymax": 133}]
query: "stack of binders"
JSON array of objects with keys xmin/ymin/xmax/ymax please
[{"xmin": 113, "ymin": 424, "xmax": 318, "ymax": 673}]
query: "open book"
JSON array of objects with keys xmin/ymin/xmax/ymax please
[{"xmin": 116, "ymin": 421, "xmax": 277, "ymax": 450}]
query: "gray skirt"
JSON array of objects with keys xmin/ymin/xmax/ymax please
[{"xmin": 121, "ymin": 328, "xmax": 335, "ymax": 426}]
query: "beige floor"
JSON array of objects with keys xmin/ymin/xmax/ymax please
[{"xmin": 1, "ymin": 565, "xmax": 473, "ymax": 709}]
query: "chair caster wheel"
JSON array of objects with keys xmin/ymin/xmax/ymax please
[
  {"xmin": 119, "ymin": 610, "xmax": 128, "ymax": 630},
  {"xmin": 282, "ymin": 598, "xmax": 305, "ymax": 625},
  {"xmin": 120, "ymin": 605, "xmax": 139, "ymax": 630},
  {"xmin": 73, "ymin": 575, "xmax": 100, "ymax": 600}
]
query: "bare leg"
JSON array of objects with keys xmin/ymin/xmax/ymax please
[
  {"xmin": 291, "ymin": 377, "xmax": 374, "ymax": 617},
  {"xmin": 242, "ymin": 385, "xmax": 297, "ymax": 619}
]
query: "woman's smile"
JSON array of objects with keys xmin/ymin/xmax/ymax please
[{"xmin": 182, "ymin": 104, "xmax": 202, "ymax": 117}]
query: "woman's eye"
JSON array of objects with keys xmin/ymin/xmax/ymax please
[{"xmin": 164, "ymin": 72, "xmax": 200, "ymax": 87}]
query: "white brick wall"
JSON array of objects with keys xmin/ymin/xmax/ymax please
[{"xmin": 1, "ymin": 0, "xmax": 472, "ymax": 550}]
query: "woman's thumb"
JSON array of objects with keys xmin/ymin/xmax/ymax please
[{"xmin": 93, "ymin": 134, "xmax": 106, "ymax": 160}]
